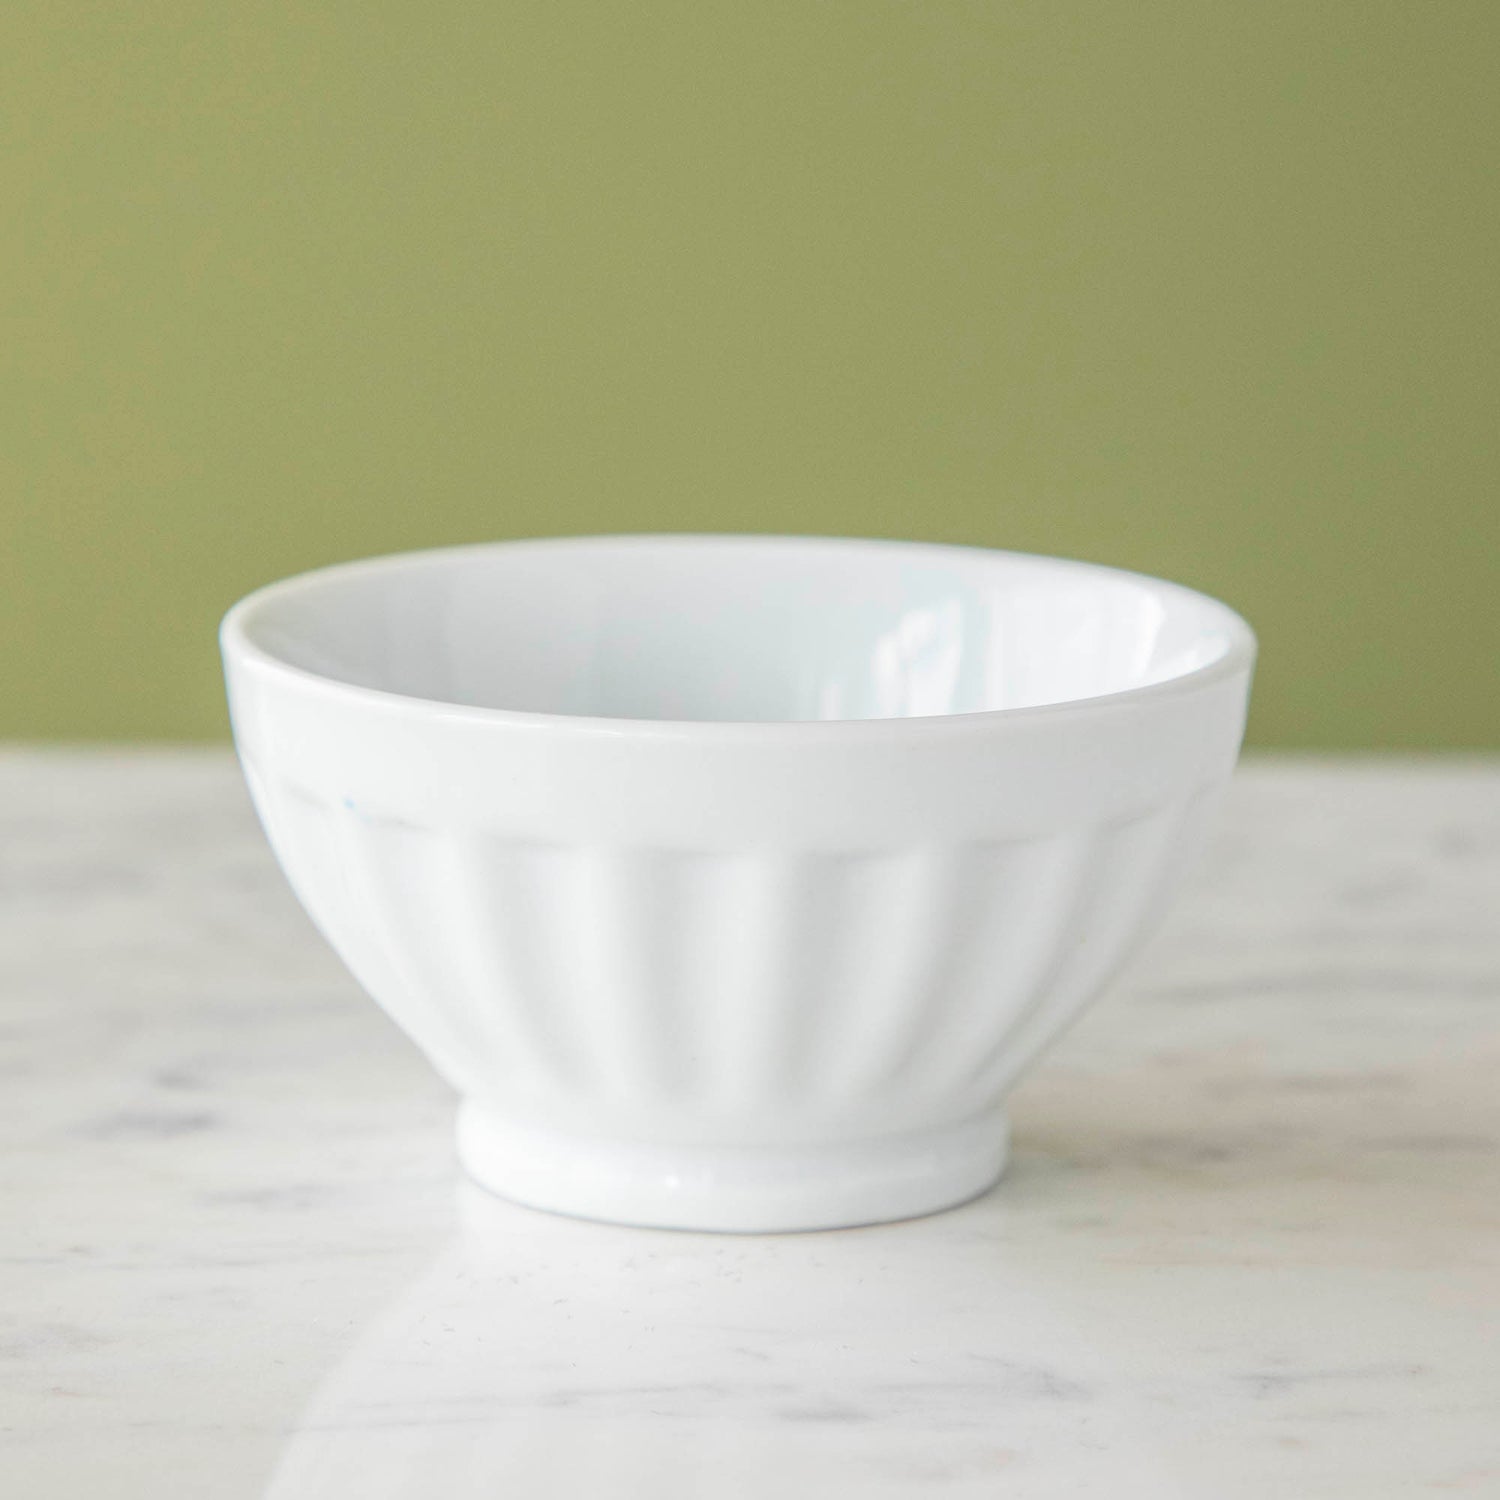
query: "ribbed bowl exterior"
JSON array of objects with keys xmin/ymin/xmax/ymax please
[
  {"xmin": 246, "ymin": 761, "xmax": 1223, "ymax": 1140},
  {"xmin": 228, "ymin": 660, "xmax": 1248, "ymax": 1158}
]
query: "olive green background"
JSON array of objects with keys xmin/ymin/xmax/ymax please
[{"xmin": 4, "ymin": 3, "xmax": 1496, "ymax": 745}]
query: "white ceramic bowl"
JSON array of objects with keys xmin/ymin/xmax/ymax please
[{"xmin": 222, "ymin": 535, "xmax": 1254, "ymax": 1232}]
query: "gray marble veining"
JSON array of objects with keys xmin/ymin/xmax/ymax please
[{"xmin": 1, "ymin": 751, "xmax": 1498, "ymax": 1496}]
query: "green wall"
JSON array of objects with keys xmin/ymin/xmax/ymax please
[{"xmin": 4, "ymin": 3, "xmax": 1496, "ymax": 745}]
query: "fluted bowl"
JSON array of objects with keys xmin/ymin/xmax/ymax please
[{"xmin": 221, "ymin": 534, "xmax": 1254, "ymax": 1231}]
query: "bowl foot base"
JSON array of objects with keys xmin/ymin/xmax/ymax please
[{"xmin": 455, "ymin": 1104, "xmax": 1009, "ymax": 1233}]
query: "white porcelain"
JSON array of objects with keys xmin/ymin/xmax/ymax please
[{"xmin": 220, "ymin": 534, "xmax": 1255, "ymax": 1232}]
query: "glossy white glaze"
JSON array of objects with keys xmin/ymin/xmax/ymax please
[
  {"xmin": 226, "ymin": 534, "xmax": 1246, "ymax": 722},
  {"xmin": 221, "ymin": 536, "xmax": 1254, "ymax": 1229},
  {"xmin": 3, "ymin": 753, "xmax": 1499, "ymax": 1497}
]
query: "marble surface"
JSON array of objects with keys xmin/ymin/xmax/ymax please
[{"xmin": 2, "ymin": 750, "xmax": 1499, "ymax": 1497}]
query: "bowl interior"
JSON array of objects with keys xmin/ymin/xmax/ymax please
[{"xmin": 234, "ymin": 536, "xmax": 1245, "ymax": 723}]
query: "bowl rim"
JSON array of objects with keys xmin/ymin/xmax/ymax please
[{"xmin": 220, "ymin": 533, "xmax": 1257, "ymax": 740}]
